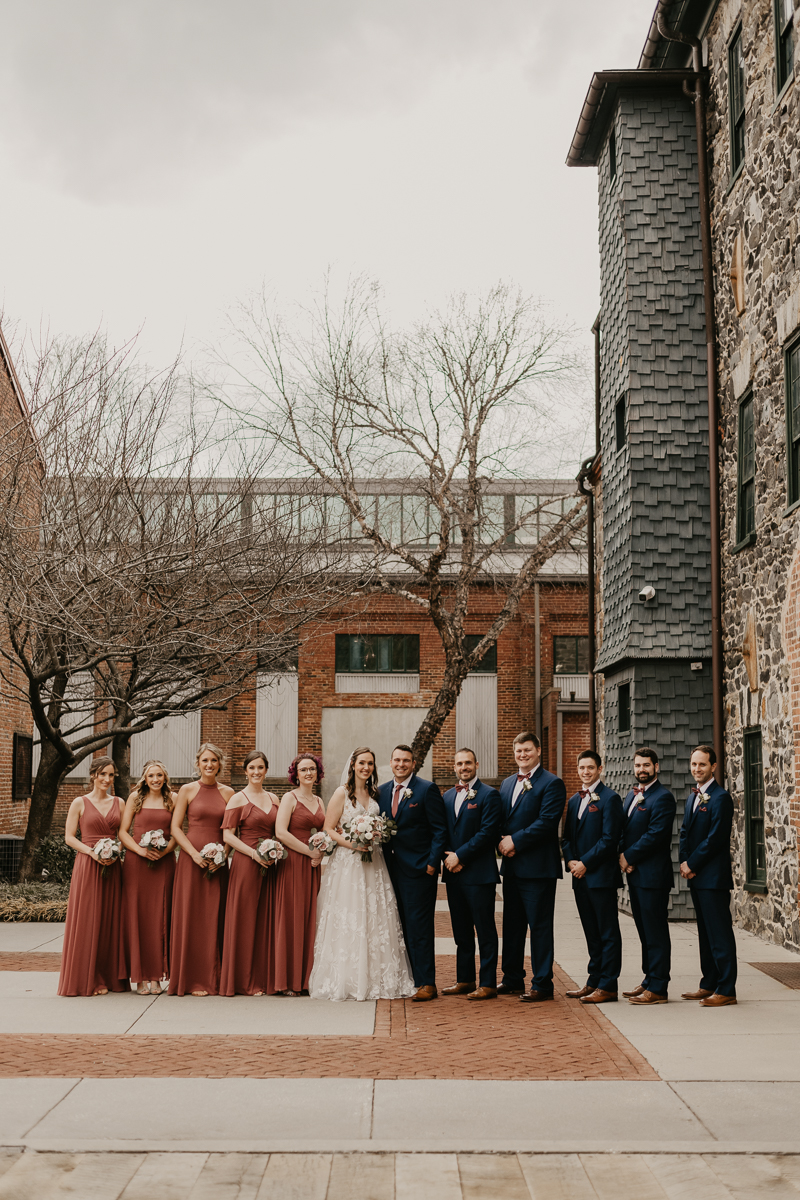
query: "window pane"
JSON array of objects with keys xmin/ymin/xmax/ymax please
[
  {"xmin": 744, "ymin": 729, "xmax": 766, "ymax": 883},
  {"xmin": 464, "ymin": 634, "xmax": 497, "ymax": 673},
  {"xmin": 326, "ymin": 495, "xmax": 353, "ymax": 539},
  {"xmin": 402, "ymin": 495, "xmax": 429, "ymax": 545},
  {"xmin": 575, "ymin": 636, "xmax": 590, "ymax": 673},
  {"xmin": 480, "ymin": 495, "xmax": 505, "ymax": 544},
  {"xmin": 405, "ymin": 635, "xmax": 420, "ymax": 672},
  {"xmin": 618, "ymin": 682, "xmax": 631, "ymax": 734},
  {"xmin": 554, "ymin": 636, "xmax": 577, "ymax": 674},
  {"xmin": 376, "ymin": 636, "xmax": 391, "ymax": 672},
  {"xmin": 335, "ymin": 634, "xmax": 350, "ymax": 672},
  {"xmin": 515, "ymin": 495, "xmax": 539, "ymax": 545},
  {"xmin": 336, "ymin": 634, "xmax": 419, "ymax": 673},
  {"xmin": 789, "ymin": 343, "xmax": 800, "ymax": 441},
  {"xmin": 377, "ymin": 495, "xmax": 402, "ymax": 545},
  {"xmin": 729, "ymin": 29, "xmax": 746, "ymax": 171},
  {"xmin": 615, "ymin": 394, "xmax": 627, "ymax": 450}
]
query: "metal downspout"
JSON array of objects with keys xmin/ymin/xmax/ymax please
[
  {"xmin": 656, "ymin": 11, "xmax": 725, "ymax": 783},
  {"xmin": 578, "ymin": 455, "xmax": 597, "ymax": 753}
]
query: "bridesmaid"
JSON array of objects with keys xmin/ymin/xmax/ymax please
[
  {"xmin": 58, "ymin": 756, "xmax": 129, "ymax": 997},
  {"xmin": 168, "ymin": 743, "xmax": 233, "ymax": 996},
  {"xmin": 273, "ymin": 752, "xmax": 325, "ymax": 996},
  {"xmin": 220, "ymin": 751, "xmax": 281, "ymax": 996},
  {"xmin": 119, "ymin": 760, "xmax": 177, "ymax": 995}
]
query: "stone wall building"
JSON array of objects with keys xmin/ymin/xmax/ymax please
[{"xmin": 569, "ymin": 0, "xmax": 800, "ymax": 942}]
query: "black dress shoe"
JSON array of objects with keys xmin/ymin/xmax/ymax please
[
  {"xmin": 519, "ymin": 988, "xmax": 554, "ymax": 1003},
  {"xmin": 496, "ymin": 984, "xmax": 524, "ymax": 995}
]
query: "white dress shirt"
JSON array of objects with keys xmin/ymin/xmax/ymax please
[
  {"xmin": 693, "ymin": 780, "xmax": 713, "ymax": 811},
  {"xmin": 454, "ymin": 777, "xmax": 477, "ymax": 818},
  {"xmin": 578, "ymin": 787, "xmax": 598, "ymax": 820},
  {"xmin": 511, "ymin": 763, "xmax": 540, "ymax": 808},
  {"xmin": 628, "ymin": 778, "xmax": 657, "ymax": 817}
]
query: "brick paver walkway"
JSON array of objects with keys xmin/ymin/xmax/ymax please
[
  {"xmin": 0, "ymin": 952, "xmax": 61, "ymax": 971},
  {"xmin": 0, "ymin": 958, "xmax": 656, "ymax": 1081}
]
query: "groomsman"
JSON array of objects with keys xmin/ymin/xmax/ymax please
[
  {"xmin": 620, "ymin": 747, "xmax": 676, "ymax": 1005},
  {"xmin": 497, "ymin": 731, "xmax": 566, "ymax": 1002},
  {"xmin": 679, "ymin": 745, "xmax": 738, "ymax": 1006},
  {"xmin": 441, "ymin": 748, "xmax": 501, "ymax": 1000},
  {"xmin": 561, "ymin": 749, "xmax": 624, "ymax": 1004},
  {"xmin": 378, "ymin": 744, "xmax": 446, "ymax": 1002}
]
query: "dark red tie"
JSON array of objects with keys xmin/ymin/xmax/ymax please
[{"xmin": 391, "ymin": 783, "xmax": 402, "ymax": 818}]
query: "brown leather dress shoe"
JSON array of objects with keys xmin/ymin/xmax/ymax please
[
  {"xmin": 681, "ymin": 988, "xmax": 714, "ymax": 1000},
  {"xmin": 496, "ymin": 984, "xmax": 524, "ymax": 995},
  {"xmin": 622, "ymin": 984, "xmax": 645, "ymax": 998},
  {"xmin": 627, "ymin": 989, "xmax": 668, "ymax": 1005},
  {"xmin": 699, "ymin": 993, "xmax": 737, "ymax": 1007},
  {"xmin": 580, "ymin": 988, "xmax": 618, "ymax": 1004},
  {"xmin": 466, "ymin": 986, "xmax": 497, "ymax": 1000},
  {"xmin": 519, "ymin": 988, "xmax": 554, "ymax": 1003},
  {"xmin": 565, "ymin": 985, "xmax": 594, "ymax": 999},
  {"xmin": 442, "ymin": 982, "xmax": 473, "ymax": 996},
  {"xmin": 411, "ymin": 985, "xmax": 438, "ymax": 1002}
]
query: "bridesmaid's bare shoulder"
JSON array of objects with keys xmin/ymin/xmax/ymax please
[
  {"xmin": 226, "ymin": 790, "xmax": 248, "ymax": 809},
  {"xmin": 217, "ymin": 783, "xmax": 235, "ymax": 801},
  {"xmin": 67, "ymin": 794, "xmax": 85, "ymax": 817},
  {"xmin": 178, "ymin": 781, "xmax": 202, "ymax": 804}
]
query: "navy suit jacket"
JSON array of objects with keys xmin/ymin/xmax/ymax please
[
  {"xmin": 442, "ymin": 779, "xmax": 501, "ymax": 886},
  {"xmin": 377, "ymin": 774, "xmax": 446, "ymax": 878},
  {"xmin": 679, "ymin": 779, "xmax": 734, "ymax": 890},
  {"xmin": 499, "ymin": 766, "xmax": 565, "ymax": 879},
  {"xmin": 561, "ymin": 780, "xmax": 623, "ymax": 890},
  {"xmin": 620, "ymin": 781, "xmax": 676, "ymax": 890}
]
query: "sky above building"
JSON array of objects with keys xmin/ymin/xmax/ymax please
[{"xmin": 0, "ymin": 0, "xmax": 656, "ymax": 473}]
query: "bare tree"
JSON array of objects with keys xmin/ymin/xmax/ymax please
[
  {"xmin": 224, "ymin": 279, "xmax": 589, "ymax": 768},
  {"xmin": 0, "ymin": 330, "xmax": 346, "ymax": 879}
]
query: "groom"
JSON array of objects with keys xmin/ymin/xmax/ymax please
[{"xmin": 378, "ymin": 744, "xmax": 446, "ymax": 1002}]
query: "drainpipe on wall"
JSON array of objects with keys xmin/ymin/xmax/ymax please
[
  {"xmin": 577, "ymin": 457, "xmax": 597, "ymax": 753},
  {"xmin": 655, "ymin": 9, "xmax": 725, "ymax": 784},
  {"xmin": 534, "ymin": 582, "xmax": 541, "ymax": 739}
]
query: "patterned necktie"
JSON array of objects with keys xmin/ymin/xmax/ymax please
[{"xmin": 392, "ymin": 783, "xmax": 402, "ymax": 818}]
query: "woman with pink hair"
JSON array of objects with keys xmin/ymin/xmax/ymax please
[{"xmin": 272, "ymin": 752, "xmax": 325, "ymax": 995}]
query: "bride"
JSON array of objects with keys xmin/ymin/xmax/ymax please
[{"xmin": 309, "ymin": 746, "xmax": 415, "ymax": 1001}]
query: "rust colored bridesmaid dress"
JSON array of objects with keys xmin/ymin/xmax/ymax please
[
  {"xmin": 58, "ymin": 797, "xmax": 130, "ymax": 996},
  {"xmin": 272, "ymin": 796, "xmax": 324, "ymax": 993},
  {"xmin": 121, "ymin": 807, "xmax": 175, "ymax": 984},
  {"xmin": 220, "ymin": 800, "xmax": 279, "ymax": 995},
  {"xmin": 168, "ymin": 783, "xmax": 228, "ymax": 995}
]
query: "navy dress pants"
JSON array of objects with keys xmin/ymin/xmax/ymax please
[
  {"xmin": 390, "ymin": 866, "xmax": 437, "ymax": 988},
  {"xmin": 500, "ymin": 873, "xmax": 557, "ymax": 994},
  {"xmin": 690, "ymin": 884, "xmax": 738, "ymax": 997},
  {"xmin": 572, "ymin": 881, "xmax": 622, "ymax": 992},
  {"xmin": 628, "ymin": 884, "xmax": 671, "ymax": 996},
  {"xmin": 445, "ymin": 877, "xmax": 498, "ymax": 988}
]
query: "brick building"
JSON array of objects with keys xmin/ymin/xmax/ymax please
[
  {"xmin": 568, "ymin": 0, "xmax": 800, "ymax": 938},
  {"xmin": 0, "ymin": 326, "xmax": 37, "ymax": 865},
  {"xmin": 43, "ymin": 479, "xmax": 589, "ymax": 827}
]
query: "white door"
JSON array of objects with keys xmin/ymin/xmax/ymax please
[
  {"xmin": 256, "ymin": 673, "xmax": 299, "ymax": 778},
  {"xmin": 129, "ymin": 710, "xmax": 202, "ymax": 780},
  {"xmin": 455, "ymin": 675, "xmax": 498, "ymax": 778}
]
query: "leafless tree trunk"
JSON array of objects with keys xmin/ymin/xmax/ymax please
[
  {"xmin": 223, "ymin": 279, "xmax": 589, "ymax": 769},
  {"xmin": 0, "ymin": 330, "xmax": 347, "ymax": 878}
]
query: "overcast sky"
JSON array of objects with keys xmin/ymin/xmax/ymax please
[{"xmin": 1, "ymin": 0, "xmax": 656, "ymax": 470}]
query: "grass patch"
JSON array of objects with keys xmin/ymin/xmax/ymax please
[{"xmin": 0, "ymin": 881, "xmax": 69, "ymax": 922}]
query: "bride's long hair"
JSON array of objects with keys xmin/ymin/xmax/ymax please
[{"xmin": 345, "ymin": 746, "xmax": 379, "ymax": 803}]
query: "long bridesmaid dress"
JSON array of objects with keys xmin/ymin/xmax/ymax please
[
  {"xmin": 272, "ymin": 795, "xmax": 324, "ymax": 993},
  {"xmin": 121, "ymin": 807, "xmax": 175, "ymax": 984},
  {"xmin": 58, "ymin": 796, "xmax": 130, "ymax": 996},
  {"xmin": 168, "ymin": 783, "xmax": 228, "ymax": 995},
  {"xmin": 220, "ymin": 801, "xmax": 278, "ymax": 996}
]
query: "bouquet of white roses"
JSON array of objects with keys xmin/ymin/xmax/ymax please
[
  {"xmin": 308, "ymin": 829, "xmax": 335, "ymax": 856},
  {"xmin": 199, "ymin": 842, "xmax": 226, "ymax": 879},
  {"xmin": 254, "ymin": 837, "xmax": 288, "ymax": 875},
  {"xmin": 342, "ymin": 812, "xmax": 397, "ymax": 863},
  {"xmin": 94, "ymin": 837, "xmax": 122, "ymax": 878},
  {"xmin": 139, "ymin": 828, "xmax": 170, "ymax": 869}
]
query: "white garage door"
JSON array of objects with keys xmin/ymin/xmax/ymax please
[
  {"xmin": 455, "ymin": 675, "xmax": 498, "ymax": 778},
  {"xmin": 256, "ymin": 673, "xmax": 299, "ymax": 779}
]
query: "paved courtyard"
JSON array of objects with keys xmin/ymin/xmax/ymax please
[{"xmin": 1, "ymin": 880, "xmax": 800, "ymax": 1195}]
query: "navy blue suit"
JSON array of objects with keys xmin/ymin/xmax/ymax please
[
  {"xmin": 378, "ymin": 774, "xmax": 446, "ymax": 988},
  {"xmin": 621, "ymin": 780, "xmax": 676, "ymax": 996},
  {"xmin": 561, "ymin": 781, "xmax": 623, "ymax": 992},
  {"xmin": 499, "ymin": 765, "xmax": 565, "ymax": 994},
  {"xmin": 442, "ymin": 778, "xmax": 501, "ymax": 989},
  {"xmin": 679, "ymin": 779, "xmax": 737, "ymax": 997}
]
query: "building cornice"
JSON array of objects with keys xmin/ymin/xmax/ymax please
[{"xmin": 566, "ymin": 69, "xmax": 698, "ymax": 167}]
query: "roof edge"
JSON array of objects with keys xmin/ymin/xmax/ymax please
[{"xmin": 566, "ymin": 68, "xmax": 697, "ymax": 167}]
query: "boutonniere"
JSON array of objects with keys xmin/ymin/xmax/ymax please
[
  {"xmin": 402, "ymin": 788, "xmax": 413, "ymax": 800},
  {"xmin": 466, "ymin": 788, "xmax": 477, "ymax": 801},
  {"xmin": 522, "ymin": 778, "xmax": 532, "ymax": 792}
]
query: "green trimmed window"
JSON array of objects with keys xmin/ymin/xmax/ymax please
[
  {"xmin": 729, "ymin": 27, "xmax": 746, "ymax": 176},
  {"xmin": 335, "ymin": 634, "xmax": 419, "ymax": 673},
  {"xmin": 775, "ymin": 0, "xmax": 795, "ymax": 93},
  {"xmin": 554, "ymin": 636, "xmax": 589, "ymax": 675},
  {"xmin": 736, "ymin": 393, "xmax": 755, "ymax": 543},
  {"xmin": 618, "ymin": 682, "xmax": 631, "ymax": 735},
  {"xmin": 743, "ymin": 727, "xmax": 766, "ymax": 888},
  {"xmin": 787, "ymin": 339, "xmax": 800, "ymax": 507},
  {"xmin": 464, "ymin": 634, "xmax": 497, "ymax": 674}
]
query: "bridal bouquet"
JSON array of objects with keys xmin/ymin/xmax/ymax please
[
  {"xmin": 200, "ymin": 842, "xmax": 226, "ymax": 879},
  {"xmin": 308, "ymin": 829, "xmax": 335, "ymax": 856},
  {"xmin": 255, "ymin": 837, "xmax": 288, "ymax": 876},
  {"xmin": 139, "ymin": 828, "xmax": 169, "ymax": 869},
  {"xmin": 342, "ymin": 812, "xmax": 397, "ymax": 863},
  {"xmin": 94, "ymin": 837, "xmax": 122, "ymax": 878}
]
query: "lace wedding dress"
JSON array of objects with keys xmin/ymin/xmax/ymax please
[{"xmin": 309, "ymin": 796, "xmax": 416, "ymax": 1001}]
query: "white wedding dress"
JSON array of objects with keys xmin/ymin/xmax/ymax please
[{"xmin": 309, "ymin": 796, "xmax": 416, "ymax": 1001}]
